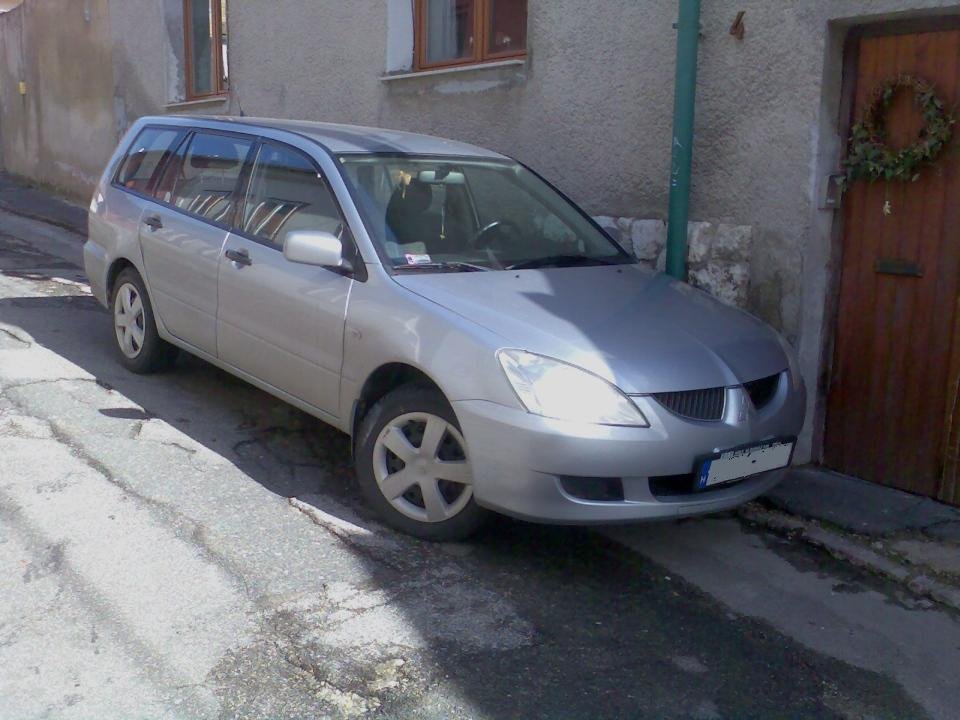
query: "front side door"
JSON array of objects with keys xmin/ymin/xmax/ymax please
[
  {"xmin": 217, "ymin": 141, "xmax": 354, "ymax": 418},
  {"xmin": 139, "ymin": 130, "xmax": 254, "ymax": 356},
  {"xmin": 825, "ymin": 28, "xmax": 960, "ymax": 505}
]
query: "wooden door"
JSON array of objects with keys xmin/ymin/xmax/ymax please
[{"xmin": 825, "ymin": 28, "xmax": 960, "ymax": 506}]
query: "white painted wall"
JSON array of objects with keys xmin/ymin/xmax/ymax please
[{"xmin": 385, "ymin": 0, "xmax": 414, "ymax": 74}]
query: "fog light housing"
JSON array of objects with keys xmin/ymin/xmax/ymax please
[{"xmin": 558, "ymin": 476, "xmax": 625, "ymax": 502}]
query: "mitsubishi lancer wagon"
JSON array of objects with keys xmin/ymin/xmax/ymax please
[{"xmin": 84, "ymin": 116, "xmax": 806, "ymax": 540}]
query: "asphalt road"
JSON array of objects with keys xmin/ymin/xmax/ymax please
[{"xmin": 1, "ymin": 209, "xmax": 959, "ymax": 720}]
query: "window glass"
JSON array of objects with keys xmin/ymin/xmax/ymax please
[
  {"xmin": 188, "ymin": 0, "xmax": 214, "ymax": 95},
  {"xmin": 115, "ymin": 128, "xmax": 184, "ymax": 194},
  {"xmin": 487, "ymin": 0, "xmax": 526, "ymax": 56},
  {"xmin": 219, "ymin": 0, "xmax": 229, "ymax": 88},
  {"xmin": 424, "ymin": 0, "xmax": 475, "ymax": 65},
  {"xmin": 417, "ymin": 0, "xmax": 526, "ymax": 69},
  {"xmin": 340, "ymin": 160, "xmax": 476, "ymax": 261},
  {"xmin": 339, "ymin": 155, "xmax": 628, "ymax": 271},
  {"xmin": 167, "ymin": 132, "xmax": 252, "ymax": 223},
  {"xmin": 186, "ymin": 0, "xmax": 228, "ymax": 98},
  {"xmin": 241, "ymin": 143, "xmax": 344, "ymax": 249}
]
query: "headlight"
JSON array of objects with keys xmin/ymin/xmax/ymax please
[{"xmin": 497, "ymin": 349, "xmax": 649, "ymax": 427}]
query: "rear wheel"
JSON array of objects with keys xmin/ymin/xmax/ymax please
[
  {"xmin": 110, "ymin": 268, "xmax": 178, "ymax": 374},
  {"xmin": 356, "ymin": 383, "xmax": 488, "ymax": 541}
]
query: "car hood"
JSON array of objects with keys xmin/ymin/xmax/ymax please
[{"xmin": 393, "ymin": 264, "xmax": 789, "ymax": 394}]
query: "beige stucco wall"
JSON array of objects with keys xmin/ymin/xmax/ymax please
[{"xmin": 0, "ymin": 0, "xmax": 114, "ymax": 200}]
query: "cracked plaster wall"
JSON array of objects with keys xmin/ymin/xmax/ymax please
[{"xmin": 0, "ymin": 0, "xmax": 115, "ymax": 199}]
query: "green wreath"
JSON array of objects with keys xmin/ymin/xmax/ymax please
[{"xmin": 840, "ymin": 75, "xmax": 955, "ymax": 192}]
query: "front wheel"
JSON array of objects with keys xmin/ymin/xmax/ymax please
[{"xmin": 355, "ymin": 383, "xmax": 489, "ymax": 541}]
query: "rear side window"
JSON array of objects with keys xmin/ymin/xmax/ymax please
[
  {"xmin": 114, "ymin": 127, "xmax": 184, "ymax": 194},
  {"xmin": 240, "ymin": 143, "xmax": 345, "ymax": 249},
  {"xmin": 161, "ymin": 132, "xmax": 253, "ymax": 223}
]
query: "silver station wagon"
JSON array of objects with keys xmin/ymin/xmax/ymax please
[{"xmin": 84, "ymin": 116, "xmax": 806, "ymax": 540}]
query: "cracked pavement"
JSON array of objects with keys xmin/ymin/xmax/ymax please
[{"xmin": 1, "ymin": 208, "xmax": 960, "ymax": 719}]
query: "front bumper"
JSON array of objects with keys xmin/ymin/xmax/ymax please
[{"xmin": 453, "ymin": 375, "xmax": 805, "ymax": 524}]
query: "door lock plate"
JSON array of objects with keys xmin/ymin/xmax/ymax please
[{"xmin": 875, "ymin": 258, "xmax": 923, "ymax": 277}]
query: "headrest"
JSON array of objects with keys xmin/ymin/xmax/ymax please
[
  {"xmin": 387, "ymin": 179, "xmax": 433, "ymax": 216},
  {"xmin": 189, "ymin": 139, "xmax": 242, "ymax": 170}
]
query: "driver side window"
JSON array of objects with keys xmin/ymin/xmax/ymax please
[{"xmin": 241, "ymin": 143, "xmax": 345, "ymax": 250}]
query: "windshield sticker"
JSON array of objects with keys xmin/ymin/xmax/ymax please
[{"xmin": 404, "ymin": 253, "xmax": 433, "ymax": 265}]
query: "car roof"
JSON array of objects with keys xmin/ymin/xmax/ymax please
[{"xmin": 143, "ymin": 115, "xmax": 509, "ymax": 159}]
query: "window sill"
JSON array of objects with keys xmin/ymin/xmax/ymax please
[
  {"xmin": 380, "ymin": 58, "xmax": 526, "ymax": 82},
  {"xmin": 165, "ymin": 95, "xmax": 230, "ymax": 111}
]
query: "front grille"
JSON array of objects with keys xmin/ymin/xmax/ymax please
[
  {"xmin": 743, "ymin": 373, "xmax": 781, "ymax": 410},
  {"xmin": 652, "ymin": 387, "xmax": 725, "ymax": 421}
]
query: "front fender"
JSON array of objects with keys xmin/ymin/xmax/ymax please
[{"xmin": 339, "ymin": 269, "xmax": 522, "ymax": 425}]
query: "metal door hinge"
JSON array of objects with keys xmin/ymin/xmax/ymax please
[{"xmin": 821, "ymin": 173, "xmax": 845, "ymax": 210}]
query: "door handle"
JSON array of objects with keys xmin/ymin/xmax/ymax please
[
  {"xmin": 225, "ymin": 248, "xmax": 252, "ymax": 266},
  {"xmin": 143, "ymin": 215, "xmax": 163, "ymax": 231}
]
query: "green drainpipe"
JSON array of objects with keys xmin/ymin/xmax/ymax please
[{"xmin": 665, "ymin": 0, "xmax": 702, "ymax": 280}]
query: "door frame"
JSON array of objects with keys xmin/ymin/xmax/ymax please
[{"xmin": 815, "ymin": 15, "xmax": 960, "ymax": 502}]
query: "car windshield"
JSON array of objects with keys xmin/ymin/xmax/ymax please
[{"xmin": 337, "ymin": 154, "xmax": 632, "ymax": 272}]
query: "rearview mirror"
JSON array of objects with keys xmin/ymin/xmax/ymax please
[
  {"xmin": 283, "ymin": 230, "xmax": 352, "ymax": 271},
  {"xmin": 418, "ymin": 170, "xmax": 466, "ymax": 185}
]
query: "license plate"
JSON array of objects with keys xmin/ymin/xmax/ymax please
[{"xmin": 696, "ymin": 438, "xmax": 795, "ymax": 490}]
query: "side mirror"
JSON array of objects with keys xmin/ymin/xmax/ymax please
[{"xmin": 283, "ymin": 230, "xmax": 352, "ymax": 272}]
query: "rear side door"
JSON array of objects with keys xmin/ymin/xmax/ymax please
[
  {"xmin": 104, "ymin": 125, "xmax": 187, "ymax": 295},
  {"xmin": 139, "ymin": 130, "xmax": 255, "ymax": 356},
  {"xmin": 217, "ymin": 141, "xmax": 356, "ymax": 419}
]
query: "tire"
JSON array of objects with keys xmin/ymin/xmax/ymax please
[
  {"xmin": 356, "ymin": 383, "xmax": 489, "ymax": 541},
  {"xmin": 110, "ymin": 268, "xmax": 178, "ymax": 374}
]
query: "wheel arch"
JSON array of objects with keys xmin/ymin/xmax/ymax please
[
  {"xmin": 350, "ymin": 362, "xmax": 447, "ymax": 452},
  {"xmin": 105, "ymin": 256, "xmax": 141, "ymax": 300}
]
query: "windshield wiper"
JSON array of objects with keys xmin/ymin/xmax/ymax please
[
  {"xmin": 507, "ymin": 255, "xmax": 618, "ymax": 271},
  {"xmin": 393, "ymin": 261, "xmax": 491, "ymax": 273}
]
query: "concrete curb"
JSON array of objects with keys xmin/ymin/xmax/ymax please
[
  {"xmin": 740, "ymin": 503, "xmax": 960, "ymax": 614},
  {"xmin": 0, "ymin": 173, "xmax": 88, "ymax": 238},
  {"xmin": 0, "ymin": 198, "xmax": 87, "ymax": 238},
  {"xmin": 765, "ymin": 467, "xmax": 960, "ymax": 541}
]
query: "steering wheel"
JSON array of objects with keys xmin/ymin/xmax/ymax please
[{"xmin": 471, "ymin": 219, "xmax": 524, "ymax": 249}]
